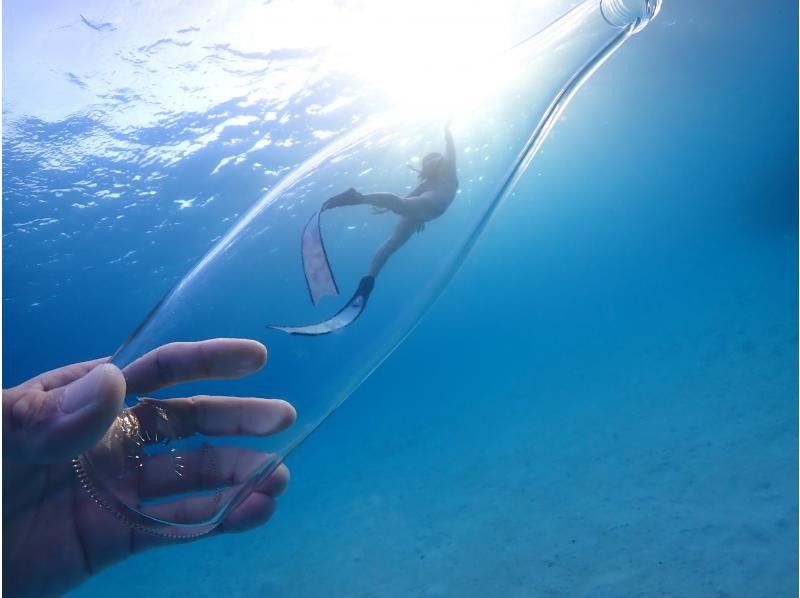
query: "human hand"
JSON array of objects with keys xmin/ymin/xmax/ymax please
[
  {"xmin": 444, "ymin": 121, "xmax": 454, "ymax": 149},
  {"xmin": 3, "ymin": 338, "xmax": 295, "ymax": 597}
]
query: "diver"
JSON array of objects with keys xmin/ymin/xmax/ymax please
[
  {"xmin": 325, "ymin": 122, "xmax": 458, "ymax": 286},
  {"xmin": 271, "ymin": 124, "xmax": 458, "ymax": 336}
]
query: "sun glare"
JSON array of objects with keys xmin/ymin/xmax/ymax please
[{"xmin": 325, "ymin": 0, "xmax": 523, "ymax": 118}]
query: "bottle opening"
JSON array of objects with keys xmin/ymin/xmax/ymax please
[{"xmin": 600, "ymin": 0, "xmax": 662, "ymax": 33}]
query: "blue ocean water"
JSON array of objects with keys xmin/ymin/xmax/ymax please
[{"xmin": 3, "ymin": 0, "xmax": 797, "ymax": 596}]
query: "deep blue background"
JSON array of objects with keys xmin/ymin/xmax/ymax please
[{"xmin": 4, "ymin": 0, "xmax": 797, "ymax": 595}]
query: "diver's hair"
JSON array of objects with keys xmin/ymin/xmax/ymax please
[{"xmin": 417, "ymin": 152, "xmax": 445, "ymax": 181}]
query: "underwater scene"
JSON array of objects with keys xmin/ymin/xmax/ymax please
[{"xmin": 3, "ymin": 0, "xmax": 797, "ymax": 596}]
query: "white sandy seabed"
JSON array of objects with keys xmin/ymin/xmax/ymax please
[{"xmin": 74, "ymin": 235, "xmax": 796, "ymax": 597}]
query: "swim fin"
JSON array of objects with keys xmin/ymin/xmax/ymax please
[
  {"xmin": 302, "ymin": 210, "xmax": 339, "ymax": 305},
  {"xmin": 268, "ymin": 276, "xmax": 375, "ymax": 336}
]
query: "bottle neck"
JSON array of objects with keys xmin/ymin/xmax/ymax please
[
  {"xmin": 601, "ymin": 0, "xmax": 662, "ymax": 33},
  {"xmin": 440, "ymin": 0, "xmax": 657, "ymax": 283}
]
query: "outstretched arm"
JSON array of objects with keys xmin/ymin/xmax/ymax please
[{"xmin": 444, "ymin": 123, "xmax": 456, "ymax": 165}]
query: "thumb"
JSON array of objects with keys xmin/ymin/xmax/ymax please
[{"xmin": 7, "ymin": 364, "xmax": 126, "ymax": 463}]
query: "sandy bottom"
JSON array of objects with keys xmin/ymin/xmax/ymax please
[{"xmin": 74, "ymin": 241, "xmax": 797, "ymax": 597}]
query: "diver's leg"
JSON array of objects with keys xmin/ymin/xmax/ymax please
[
  {"xmin": 323, "ymin": 188, "xmax": 364, "ymax": 209},
  {"xmin": 359, "ymin": 192, "xmax": 406, "ymax": 214},
  {"xmin": 368, "ymin": 217, "xmax": 419, "ymax": 278},
  {"xmin": 325, "ymin": 190, "xmax": 415, "ymax": 213},
  {"xmin": 362, "ymin": 192, "xmax": 444, "ymax": 221}
]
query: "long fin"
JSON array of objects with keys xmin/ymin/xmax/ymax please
[
  {"xmin": 269, "ymin": 276, "xmax": 375, "ymax": 336},
  {"xmin": 302, "ymin": 210, "xmax": 339, "ymax": 305}
]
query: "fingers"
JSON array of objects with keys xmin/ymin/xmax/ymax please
[
  {"xmin": 136, "ymin": 446, "xmax": 289, "ymax": 499},
  {"xmin": 128, "ymin": 492, "xmax": 281, "ymax": 554},
  {"xmin": 133, "ymin": 396, "xmax": 296, "ymax": 439},
  {"xmin": 219, "ymin": 466, "xmax": 289, "ymax": 533},
  {"xmin": 122, "ymin": 339, "xmax": 267, "ymax": 394},
  {"xmin": 136, "ymin": 488, "xmax": 280, "ymax": 541},
  {"xmin": 3, "ymin": 364, "xmax": 126, "ymax": 463},
  {"xmin": 20, "ymin": 357, "xmax": 109, "ymax": 392},
  {"xmin": 131, "ymin": 464, "xmax": 288, "ymax": 549},
  {"xmin": 218, "ymin": 491, "xmax": 277, "ymax": 533},
  {"xmin": 125, "ymin": 461, "xmax": 289, "ymax": 554}
]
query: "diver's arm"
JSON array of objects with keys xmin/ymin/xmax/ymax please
[{"xmin": 444, "ymin": 123, "xmax": 456, "ymax": 165}]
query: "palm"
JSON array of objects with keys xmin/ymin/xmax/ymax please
[{"xmin": 5, "ymin": 456, "xmax": 119, "ymax": 593}]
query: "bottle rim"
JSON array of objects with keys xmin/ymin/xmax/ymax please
[{"xmin": 600, "ymin": 0, "xmax": 662, "ymax": 33}]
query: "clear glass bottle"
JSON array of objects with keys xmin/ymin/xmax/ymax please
[{"xmin": 75, "ymin": 0, "xmax": 661, "ymax": 537}]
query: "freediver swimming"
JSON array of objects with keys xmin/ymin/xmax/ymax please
[{"xmin": 270, "ymin": 123, "xmax": 458, "ymax": 336}]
